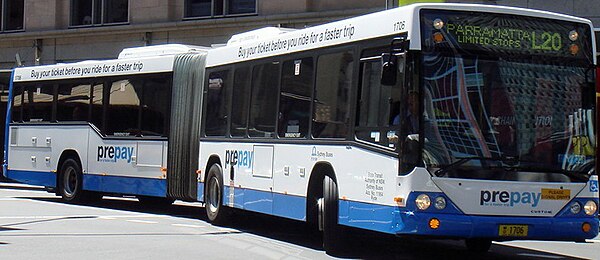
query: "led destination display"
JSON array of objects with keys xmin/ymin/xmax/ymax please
[{"xmin": 421, "ymin": 10, "xmax": 593, "ymax": 60}]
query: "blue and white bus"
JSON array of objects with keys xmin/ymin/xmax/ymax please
[{"xmin": 4, "ymin": 3, "xmax": 598, "ymax": 253}]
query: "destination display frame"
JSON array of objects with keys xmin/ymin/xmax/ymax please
[{"xmin": 420, "ymin": 9, "xmax": 594, "ymax": 63}]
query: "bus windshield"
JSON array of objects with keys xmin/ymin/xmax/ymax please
[{"xmin": 419, "ymin": 10, "xmax": 596, "ymax": 182}]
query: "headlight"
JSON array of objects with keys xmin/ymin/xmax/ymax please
[
  {"xmin": 415, "ymin": 194, "xmax": 431, "ymax": 210},
  {"xmin": 433, "ymin": 18, "xmax": 444, "ymax": 30},
  {"xmin": 570, "ymin": 202, "xmax": 581, "ymax": 214},
  {"xmin": 434, "ymin": 196, "xmax": 447, "ymax": 210},
  {"xmin": 584, "ymin": 201, "xmax": 597, "ymax": 216}
]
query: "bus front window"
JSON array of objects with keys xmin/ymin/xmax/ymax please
[
  {"xmin": 422, "ymin": 54, "xmax": 595, "ymax": 182},
  {"xmin": 355, "ymin": 53, "xmax": 405, "ymax": 150}
]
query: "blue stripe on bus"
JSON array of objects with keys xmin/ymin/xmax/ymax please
[
  {"xmin": 339, "ymin": 199, "xmax": 399, "ymax": 233},
  {"xmin": 219, "ymin": 186, "xmax": 307, "ymax": 221},
  {"xmin": 5, "ymin": 169, "xmax": 56, "ymax": 187},
  {"xmin": 83, "ymin": 174, "xmax": 167, "ymax": 197}
]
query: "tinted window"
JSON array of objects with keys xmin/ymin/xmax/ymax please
[
  {"xmin": 313, "ymin": 52, "xmax": 354, "ymax": 138},
  {"xmin": 104, "ymin": 0, "xmax": 128, "ymax": 24},
  {"xmin": 56, "ymin": 83, "xmax": 91, "ymax": 121},
  {"xmin": 3, "ymin": 0, "xmax": 24, "ymax": 31},
  {"xmin": 11, "ymin": 85, "xmax": 24, "ymax": 122},
  {"xmin": 90, "ymin": 83, "xmax": 104, "ymax": 130},
  {"xmin": 205, "ymin": 70, "xmax": 230, "ymax": 136},
  {"xmin": 71, "ymin": 0, "xmax": 127, "ymax": 26},
  {"xmin": 24, "ymin": 85, "xmax": 54, "ymax": 122},
  {"xmin": 185, "ymin": 0, "xmax": 211, "ymax": 17},
  {"xmin": 231, "ymin": 67, "xmax": 251, "ymax": 137},
  {"xmin": 279, "ymin": 58, "xmax": 313, "ymax": 138},
  {"xmin": 107, "ymin": 79, "xmax": 141, "ymax": 136},
  {"xmin": 141, "ymin": 76, "xmax": 171, "ymax": 137},
  {"xmin": 229, "ymin": 0, "xmax": 255, "ymax": 14},
  {"xmin": 355, "ymin": 55, "xmax": 403, "ymax": 148},
  {"xmin": 249, "ymin": 62, "xmax": 279, "ymax": 138}
]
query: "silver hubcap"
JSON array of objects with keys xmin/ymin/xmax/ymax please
[
  {"xmin": 63, "ymin": 167, "xmax": 77, "ymax": 197},
  {"xmin": 208, "ymin": 176, "xmax": 220, "ymax": 213}
]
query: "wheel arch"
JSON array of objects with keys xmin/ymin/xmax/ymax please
[{"xmin": 203, "ymin": 154, "xmax": 222, "ymax": 184}]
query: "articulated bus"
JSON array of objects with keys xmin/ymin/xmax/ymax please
[{"xmin": 4, "ymin": 3, "xmax": 598, "ymax": 253}]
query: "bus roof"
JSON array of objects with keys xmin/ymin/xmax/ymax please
[
  {"xmin": 12, "ymin": 44, "xmax": 208, "ymax": 83},
  {"xmin": 205, "ymin": 3, "xmax": 595, "ymax": 67}
]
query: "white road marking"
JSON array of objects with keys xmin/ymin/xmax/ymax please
[
  {"xmin": 0, "ymin": 214, "xmax": 167, "ymax": 220},
  {"xmin": 171, "ymin": 224, "xmax": 206, "ymax": 228},
  {"xmin": 125, "ymin": 219, "xmax": 158, "ymax": 224}
]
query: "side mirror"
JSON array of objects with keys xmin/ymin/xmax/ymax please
[{"xmin": 381, "ymin": 53, "xmax": 397, "ymax": 86}]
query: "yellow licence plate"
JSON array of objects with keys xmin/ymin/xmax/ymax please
[{"xmin": 498, "ymin": 225, "xmax": 528, "ymax": 237}]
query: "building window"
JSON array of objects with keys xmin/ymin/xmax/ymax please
[
  {"xmin": 1, "ymin": 0, "xmax": 24, "ymax": 32},
  {"xmin": 185, "ymin": 0, "xmax": 256, "ymax": 18},
  {"xmin": 71, "ymin": 0, "xmax": 129, "ymax": 27}
]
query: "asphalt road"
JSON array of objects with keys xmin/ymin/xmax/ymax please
[{"xmin": 1, "ymin": 182, "xmax": 598, "ymax": 260}]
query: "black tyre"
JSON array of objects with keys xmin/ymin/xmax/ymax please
[
  {"xmin": 322, "ymin": 175, "xmax": 345, "ymax": 254},
  {"xmin": 205, "ymin": 164, "xmax": 228, "ymax": 225},
  {"xmin": 465, "ymin": 239, "xmax": 492, "ymax": 253},
  {"xmin": 59, "ymin": 158, "xmax": 85, "ymax": 203},
  {"xmin": 138, "ymin": 196, "xmax": 175, "ymax": 208}
]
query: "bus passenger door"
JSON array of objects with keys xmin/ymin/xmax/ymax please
[{"xmin": 243, "ymin": 145, "xmax": 274, "ymax": 214}]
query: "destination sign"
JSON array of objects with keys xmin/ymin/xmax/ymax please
[{"xmin": 420, "ymin": 10, "xmax": 593, "ymax": 60}]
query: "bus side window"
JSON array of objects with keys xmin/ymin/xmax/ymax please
[
  {"xmin": 25, "ymin": 84, "xmax": 53, "ymax": 122},
  {"xmin": 57, "ymin": 83, "xmax": 91, "ymax": 121},
  {"xmin": 106, "ymin": 79, "xmax": 141, "ymax": 137},
  {"xmin": 11, "ymin": 85, "xmax": 24, "ymax": 123},
  {"xmin": 313, "ymin": 51, "xmax": 354, "ymax": 139},
  {"xmin": 231, "ymin": 66, "xmax": 251, "ymax": 137},
  {"xmin": 90, "ymin": 83, "xmax": 104, "ymax": 131},
  {"xmin": 205, "ymin": 70, "xmax": 230, "ymax": 137},
  {"xmin": 355, "ymin": 55, "xmax": 402, "ymax": 148},
  {"xmin": 140, "ymin": 75, "xmax": 172, "ymax": 137},
  {"xmin": 249, "ymin": 62, "xmax": 279, "ymax": 138},
  {"xmin": 278, "ymin": 57, "xmax": 313, "ymax": 138}
]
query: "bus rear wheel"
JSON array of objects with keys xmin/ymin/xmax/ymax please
[
  {"xmin": 59, "ymin": 158, "xmax": 85, "ymax": 203},
  {"xmin": 465, "ymin": 239, "xmax": 492, "ymax": 253},
  {"xmin": 205, "ymin": 164, "xmax": 228, "ymax": 225}
]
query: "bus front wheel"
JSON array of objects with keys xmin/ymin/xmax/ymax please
[
  {"xmin": 59, "ymin": 158, "xmax": 85, "ymax": 203},
  {"xmin": 205, "ymin": 164, "xmax": 228, "ymax": 225},
  {"xmin": 322, "ymin": 175, "xmax": 345, "ymax": 254}
]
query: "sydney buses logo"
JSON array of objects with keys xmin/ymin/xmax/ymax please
[{"xmin": 97, "ymin": 146, "xmax": 135, "ymax": 163}]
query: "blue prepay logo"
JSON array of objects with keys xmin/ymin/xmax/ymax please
[
  {"xmin": 97, "ymin": 146, "xmax": 135, "ymax": 163},
  {"xmin": 225, "ymin": 149, "xmax": 253, "ymax": 169},
  {"xmin": 590, "ymin": 180, "xmax": 599, "ymax": 192},
  {"xmin": 480, "ymin": 190, "xmax": 541, "ymax": 207}
]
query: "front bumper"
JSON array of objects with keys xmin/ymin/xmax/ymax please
[{"xmin": 396, "ymin": 211, "xmax": 599, "ymax": 241}]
